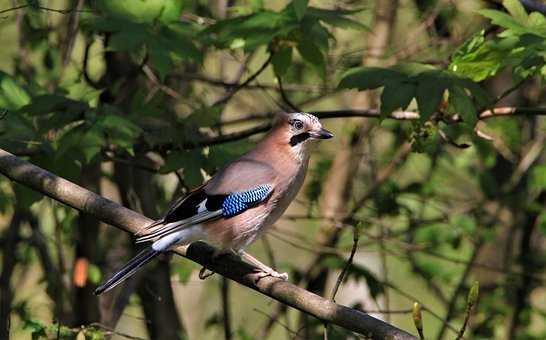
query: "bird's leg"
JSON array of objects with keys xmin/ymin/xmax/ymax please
[
  {"xmin": 239, "ymin": 251, "xmax": 288, "ymax": 281},
  {"xmin": 199, "ymin": 248, "xmax": 236, "ymax": 280}
]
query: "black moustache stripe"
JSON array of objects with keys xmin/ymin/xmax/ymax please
[{"xmin": 289, "ymin": 132, "xmax": 310, "ymax": 146}]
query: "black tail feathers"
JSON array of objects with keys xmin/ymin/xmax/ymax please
[{"xmin": 94, "ymin": 247, "xmax": 159, "ymax": 295}]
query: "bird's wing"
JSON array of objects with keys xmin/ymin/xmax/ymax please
[
  {"xmin": 136, "ymin": 159, "xmax": 276, "ymax": 243},
  {"xmin": 204, "ymin": 158, "xmax": 278, "ymax": 194}
]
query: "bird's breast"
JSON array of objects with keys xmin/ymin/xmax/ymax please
[{"xmin": 262, "ymin": 159, "xmax": 308, "ymax": 227}]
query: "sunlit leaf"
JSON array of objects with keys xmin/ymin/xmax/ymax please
[{"xmin": 0, "ymin": 72, "xmax": 30, "ymax": 110}]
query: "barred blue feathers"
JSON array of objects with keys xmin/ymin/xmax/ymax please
[{"xmin": 222, "ymin": 185, "xmax": 273, "ymax": 217}]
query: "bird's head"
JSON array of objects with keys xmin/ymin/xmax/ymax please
[{"xmin": 275, "ymin": 112, "xmax": 333, "ymax": 148}]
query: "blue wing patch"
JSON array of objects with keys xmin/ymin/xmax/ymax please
[{"xmin": 222, "ymin": 185, "xmax": 273, "ymax": 217}]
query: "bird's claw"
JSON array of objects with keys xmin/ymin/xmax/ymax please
[
  {"xmin": 254, "ymin": 269, "xmax": 289, "ymax": 283},
  {"xmin": 199, "ymin": 266, "xmax": 215, "ymax": 280}
]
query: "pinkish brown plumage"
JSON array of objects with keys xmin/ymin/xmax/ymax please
[{"xmin": 95, "ymin": 112, "xmax": 333, "ymax": 295}]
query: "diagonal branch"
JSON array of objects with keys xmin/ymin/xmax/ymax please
[{"xmin": 0, "ymin": 149, "xmax": 416, "ymax": 340}]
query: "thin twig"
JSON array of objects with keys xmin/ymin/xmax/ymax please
[
  {"xmin": 213, "ymin": 53, "xmax": 274, "ymax": 106},
  {"xmin": 177, "ymin": 72, "xmax": 331, "ymax": 93},
  {"xmin": 330, "ymin": 226, "xmax": 360, "ymax": 303},
  {"xmin": 378, "ymin": 222, "xmax": 390, "ymax": 322},
  {"xmin": 89, "ymin": 323, "xmax": 146, "ymax": 340},
  {"xmin": 435, "ymin": 241, "xmax": 482, "ymax": 340},
  {"xmin": 0, "ymin": 4, "xmax": 94, "ymax": 15},
  {"xmin": 383, "ymin": 281, "xmax": 461, "ymax": 336},
  {"xmin": 277, "ymin": 76, "xmax": 300, "ymax": 112},
  {"xmin": 254, "ymin": 308, "xmax": 301, "ymax": 338},
  {"xmin": 454, "ymin": 303, "xmax": 474, "ymax": 340}
]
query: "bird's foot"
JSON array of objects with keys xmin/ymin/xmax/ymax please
[
  {"xmin": 254, "ymin": 269, "xmax": 289, "ymax": 283},
  {"xmin": 199, "ymin": 248, "xmax": 236, "ymax": 280},
  {"xmin": 199, "ymin": 267, "xmax": 215, "ymax": 280}
]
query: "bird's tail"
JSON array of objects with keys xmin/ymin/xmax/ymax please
[{"xmin": 94, "ymin": 247, "xmax": 159, "ymax": 295}]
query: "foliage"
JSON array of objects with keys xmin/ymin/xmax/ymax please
[
  {"xmin": 451, "ymin": 0, "xmax": 546, "ymax": 82},
  {"xmin": 1, "ymin": 0, "xmax": 546, "ymax": 339},
  {"xmin": 339, "ymin": 62, "xmax": 489, "ymax": 126}
]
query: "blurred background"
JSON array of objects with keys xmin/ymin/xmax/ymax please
[{"xmin": 0, "ymin": 0, "xmax": 546, "ymax": 339}]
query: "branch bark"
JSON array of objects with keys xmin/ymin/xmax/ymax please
[{"xmin": 0, "ymin": 149, "xmax": 416, "ymax": 340}]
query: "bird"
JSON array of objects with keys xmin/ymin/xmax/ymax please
[{"xmin": 95, "ymin": 112, "xmax": 333, "ymax": 295}]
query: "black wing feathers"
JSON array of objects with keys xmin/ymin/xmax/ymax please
[
  {"xmin": 160, "ymin": 191, "xmax": 227, "ymax": 225},
  {"xmin": 161, "ymin": 189, "xmax": 207, "ymax": 224}
]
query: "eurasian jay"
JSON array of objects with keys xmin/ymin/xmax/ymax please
[{"xmin": 95, "ymin": 112, "xmax": 333, "ymax": 295}]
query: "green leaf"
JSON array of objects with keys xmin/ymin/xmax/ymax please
[
  {"xmin": 530, "ymin": 164, "xmax": 546, "ymax": 190},
  {"xmin": 415, "ymin": 75, "xmax": 445, "ymax": 122},
  {"xmin": 94, "ymin": 114, "xmax": 141, "ymax": 155},
  {"xmin": 56, "ymin": 124, "xmax": 103, "ymax": 163},
  {"xmin": 306, "ymin": 7, "xmax": 367, "ymax": 30},
  {"xmin": 20, "ymin": 95, "xmax": 86, "ymax": 116},
  {"xmin": 300, "ymin": 18, "xmax": 330, "ymax": 52},
  {"xmin": 185, "ymin": 106, "xmax": 223, "ymax": 128},
  {"xmin": 292, "ymin": 0, "xmax": 308, "ymax": 20},
  {"xmin": 450, "ymin": 86, "xmax": 477, "ymax": 126},
  {"xmin": 391, "ymin": 62, "xmax": 437, "ymax": 76},
  {"xmin": 163, "ymin": 23, "xmax": 202, "ymax": 62},
  {"xmin": 296, "ymin": 39, "xmax": 325, "ymax": 77},
  {"xmin": 528, "ymin": 12, "xmax": 546, "ymax": 33},
  {"xmin": 503, "ymin": 0, "xmax": 528, "ymax": 24},
  {"xmin": 149, "ymin": 48, "xmax": 173, "ymax": 82},
  {"xmin": 160, "ymin": 150, "xmax": 205, "ymax": 187},
  {"xmin": 538, "ymin": 212, "xmax": 546, "ymax": 236},
  {"xmin": 237, "ymin": 328, "xmax": 253, "ymax": 340},
  {"xmin": 97, "ymin": 0, "xmax": 184, "ymax": 24},
  {"xmin": 109, "ymin": 30, "xmax": 145, "ymax": 51},
  {"xmin": 338, "ymin": 67, "xmax": 404, "ymax": 90},
  {"xmin": 449, "ymin": 31, "xmax": 507, "ymax": 82},
  {"xmin": 87, "ymin": 263, "xmax": 102, "ymax": 284},
  {"xmin": 0, "ymin": 72, "xmax": 30, "ymax": 110},
  {"xmin": 272, "ymin": 47, "xmax": 293, "ymax": 77},
  {"xmin": 13, "ymin": 183, "xmax": 42, "ymax": 208},
  {"xmin": 206, "ymin": 140, "xmax": 253, "ymax": 170},
  {"xmin": 202, "ymin": 10, "xmax": 298, "ymax": 51},
  {"xmin": 478, "ymin": 9, "xmax": 527, "ymax": 33},
  {"xmin": 23, "ymin": 319, "xmax": 47, "ymax": 340},
  {"xmin": 380, "ymin": 81, "xmax": 415, "ymax": 117}
]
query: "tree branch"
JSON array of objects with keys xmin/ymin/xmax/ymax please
[
  {"xmin": 0, "ymin": 149, "xmax": 416, "ymax": 340},
  {"xmin": 166, "ymin": 107, "xmax": 545, "ymax": 151}
]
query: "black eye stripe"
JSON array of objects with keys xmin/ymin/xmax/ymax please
[{"xmin": 289, "ymin": 132, "xmax": 310, "ymax": 146}]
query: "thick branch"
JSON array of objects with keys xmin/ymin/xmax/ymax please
[{"xmin": 0, "ymin": 149, "xmax": 416, "ymax": 340}]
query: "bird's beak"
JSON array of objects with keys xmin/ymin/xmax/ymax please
[{"xmin": 310, "ymin": 128, "xmax": 334, "ymax": 140}]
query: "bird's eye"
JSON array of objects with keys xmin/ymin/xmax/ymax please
[{"xmin": 293, "ymin": 120, "xmax": 304, "ymax": 130}]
